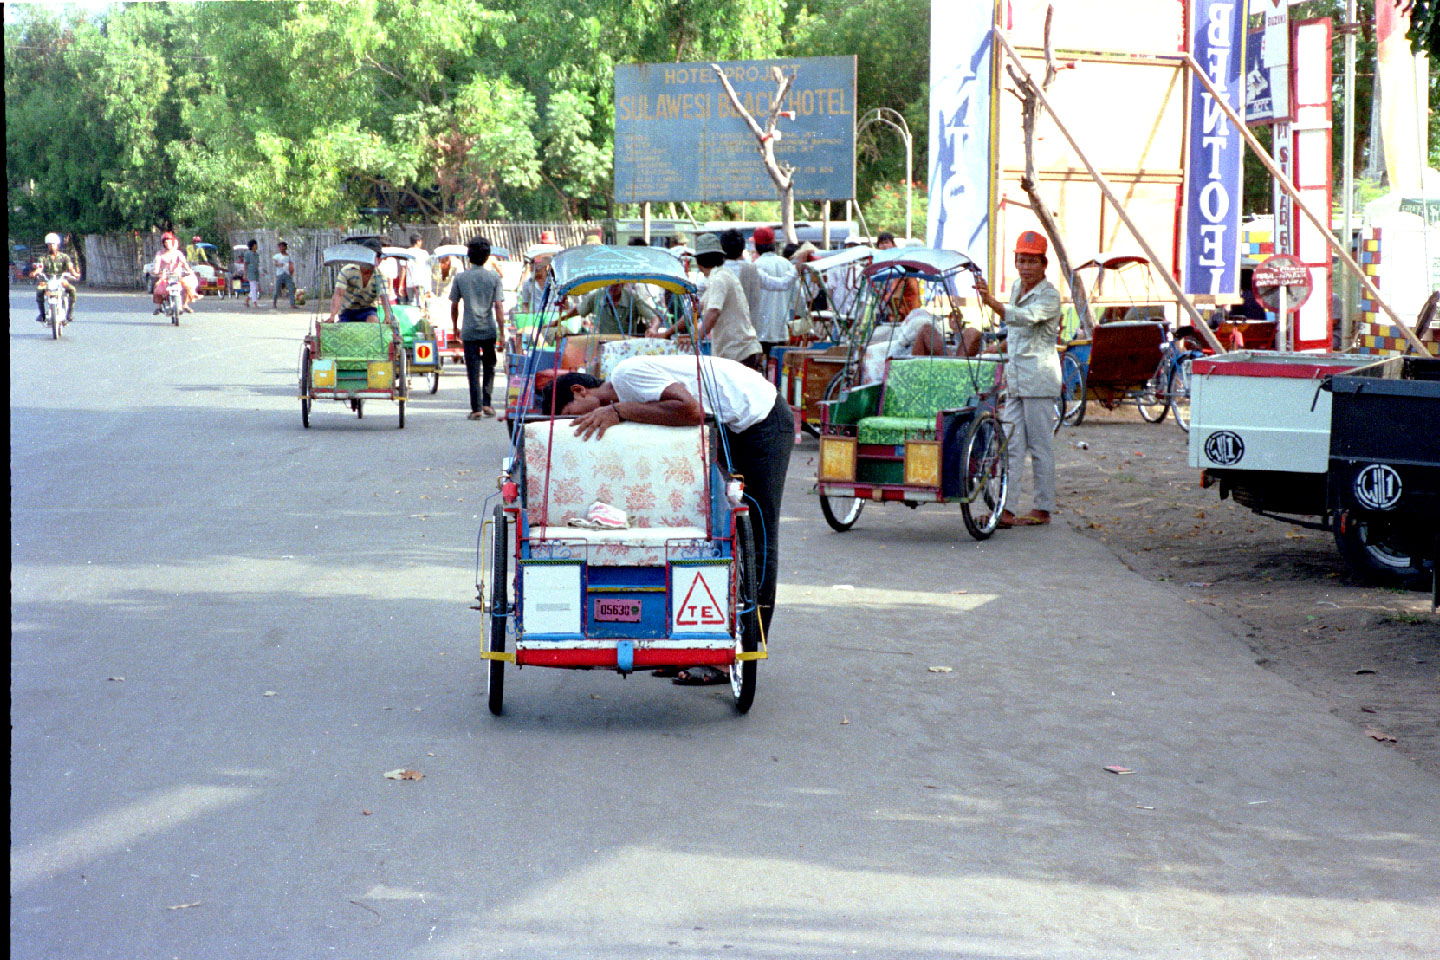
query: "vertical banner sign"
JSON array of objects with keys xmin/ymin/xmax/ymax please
[
  {"xmin": 1181, "ymin": 0, "xmax": 1246, "ymax": 297},
  {"xmin": 927, "ymin": 0, "xmax": 995, "ymax": 271},
  {"xmin": 1289, "ymin": 18, "xmax": 1334, "ymax": 352}
]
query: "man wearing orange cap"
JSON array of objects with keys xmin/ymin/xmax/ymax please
[{"xmin": 974, "ymin": 230, "xmax": 1062, "ymax": 527}]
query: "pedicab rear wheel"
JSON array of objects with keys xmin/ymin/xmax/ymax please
[
  {"xmin": 819, "ymin": 493, "xmax": 864, "ymax": 531},
  {"xmin": 299, "ymin": 345, "xmax": 312, "ymax": 429},
  {"xmin": 486, "ymin": 505, "xmax": 509, "ymax": 715},
  {"xmin": 961, "ymin": 410, "xmax": 1008, "ymax": 541},
  {"xmin": 730, "ymin": 514, "xmax": 760, "ymax": 714}
]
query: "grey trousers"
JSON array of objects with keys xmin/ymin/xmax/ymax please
[{"xmin": 1002, "ymin": 396, "xmax": 1057, "ymax": 513}]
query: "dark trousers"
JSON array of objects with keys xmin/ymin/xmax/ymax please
[
  {"xmin": 724, "ymin": 397, "xmax": 794, "ymax": 634},
  {"xmin": 463, "ymin": 337, "xmax": 497, "ymax": 411}
]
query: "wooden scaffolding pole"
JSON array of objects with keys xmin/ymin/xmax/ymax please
[{"xmin": 993, "ymin": 29, "xmax": 1226, "ymax": 356}]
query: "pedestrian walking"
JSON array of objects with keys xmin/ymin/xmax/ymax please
[
  {"xmin": 404, "ymin": 234, "xmax": 430, "ymax": 305},
  {"xmin": 691, "ymin": 233, "xmax": 763, "ymax": 371},
  {"xmin": 243, "ymin": 239, "xmax": 261, "ymax": 308},
  {"xmin": 272, "ymin": 241, "xmax": 296, "ymax": 308},
  {"xmin": 974, "ymin": 230, "xmax": 1061, "ymax": 528},
  {"xmin": 450, "ymin": 237, "xmax": 506, "ymax": 419}
]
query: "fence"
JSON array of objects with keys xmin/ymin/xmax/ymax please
[{"xmin": 78, "ymin": 221, "xmax": 598, "ymax": 294}]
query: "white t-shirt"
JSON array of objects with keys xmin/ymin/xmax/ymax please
[
  {"xmin": 272, "ymin": 252, "xmax": 293, "ymax": 277},
  {"xmin": 405, "ymin": 249, "xmax": 430, "ymax": 291},
  {"xmin": 609, "ymin": 354, "xmax": 777, "ymax": 432}
]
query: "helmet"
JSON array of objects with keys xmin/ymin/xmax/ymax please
[
  {"xmin": 161, "ymin": 231, "xmax": 177, "ymax": 243},
  {"xmin": 192, "ymin": 235, "xmax": 202, "ymax": 243},
  {"xmin": 538, "ymin": 230, "xmax": 557, "ymax": 244},
  {"xmin": 1015, "ymin": 231, "xmax": 1048, "ymax": 255},
  {"xmin": 44, "ymin": 232, "xmax": 61, "ymax": 246},
  {"xmin": 752, "ymin": 225, "xmax": 775, "ymax": 245}
]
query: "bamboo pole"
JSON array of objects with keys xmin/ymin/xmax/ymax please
[
  {"xmin": 993, "ymin": 30, "xmax": 1226, "ymax": 355},
  {"xmin": 1177, "ymin": 53, "xmax": 1427, "ymax": 355}
]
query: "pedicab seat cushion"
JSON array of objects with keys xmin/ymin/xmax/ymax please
[
  {"xmin": 389, "ymin": 304, "xmax": 428, "ymax": 343},
  {"xmin": 319, "ymin": 322, "xmax": 395, "ymax": 370},
  {"xmin": 523, "ymin": 420, "xmax": 712, "ymax": 566},
  {"xmin": 856, "ymin": 357, "xmax": 997, "ymax": 445},
  {"xmin": 598, "ymin": 338, "xmax": 688, "ymax": 379}
]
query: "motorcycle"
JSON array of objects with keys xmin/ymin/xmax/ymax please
[
  {"xmin": 163, "ymin": 275, "xmax": 184, "ymax": 326},
  {"xmin": 37, "ymin": 271, "xmax": 71, "ymax": 339}
]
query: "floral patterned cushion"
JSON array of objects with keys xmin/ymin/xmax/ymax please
[
  {"xmin": 597, "ymin": 338, "xmax": 688, "ymax": 379},
  {"xmin": 878, "ymin": 357, "xmax": 997, "ymax": 419},
  {"xmin": 523, "ymin": 421, "xmax": 711, "ymax": 564}
]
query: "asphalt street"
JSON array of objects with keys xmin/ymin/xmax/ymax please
[{"xmin": 10, "ymin": 288, "xmax": 1440, "ymax": 959}]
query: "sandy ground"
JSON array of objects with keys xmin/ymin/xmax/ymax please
[{"xmin": 1042, "ymin": 405, "xmax": 1440, "ymax": 775}]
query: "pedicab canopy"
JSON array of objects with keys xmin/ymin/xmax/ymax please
[
  {"xmin": 433, "ymin": 244, "xmax": 468, "ymax": 260},
  {"xmin": 863, "ymin": 247, "xmax": 978, "ymax": 279},
  {"xmin": 807, "ymin": 244, "xmax": 874, "ymax": 275},
  {"xmin": 322, "ymin": 243, "xmax": 379, "ymax": 268},
  {"xmin": 549, "ymin": 243, "xmax": 698, "ymax": 299},
  {"xmin": 523, "ymin": 242, "xmax": 564, "ymax": 262}
]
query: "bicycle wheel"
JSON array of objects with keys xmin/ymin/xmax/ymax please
[
  {"xmin": 961, "ymin": 411, "xmax": 1008, "ymax": 541},
  {"xmin": 730, "ymin": 514, "xmax": 760, "ymax": 714},
  {"xmin": 1053, "ymin": 352, "xmax": 1085, "ymax": 434},
  {"xmin": 486, "ymin": 506, "xmax": 509, "ymax": 715},
  {"xmin": 1137, "ymin": 358, "xmax": 1169, "ymax": 423},
  {"xmin": 1169, "ymin": 354, "xmax": 1195, "ymax": 433}
]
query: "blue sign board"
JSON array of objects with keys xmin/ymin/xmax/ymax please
[
  {"xmin": 1181, "ymin": 0, "xmax": 1247, "ymax": 297},
  {"xmin": 613, "ymin": 57, "xmax": 856, "ymax": 203}
]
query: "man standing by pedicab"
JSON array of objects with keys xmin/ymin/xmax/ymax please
[{"xmin": 973, "ymin": 230, "xmax": 1061, "ymax": 528}]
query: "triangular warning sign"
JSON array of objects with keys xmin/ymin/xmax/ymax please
[{"xmin": 675, "ymin": 569, "xmax": 726, "ymax": 626}]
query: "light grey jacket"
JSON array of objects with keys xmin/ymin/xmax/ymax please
[{"xmin": 1003, "ymin": 278, "xmax": 1062, "ymax": 398}]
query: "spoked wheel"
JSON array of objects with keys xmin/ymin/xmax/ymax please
[
  {"xmin": 819, "ymin": 492, "xmax": 864, "ymax": 531},
  {"xmin": 1138, "ymin": 359, "xmax": 1169, "ymax": 423},
  {"xmin": 486, "ymin": 505, "xmax": 509, "ymax": 715},
  {"xmin": 1169, "ymin": 355, "xmax": 1194, "ymax": 432},
  {"xmin": 1054, "ymin": 352, "xmax": 1086, "ymax": 433},
  {"xmin": 730, "ymin": 513, "xmax": 760, "ymax": 714},
  {"xmin": 299, "ymin": 345, "xmax": 312, "ymax": 428},
  {"xmin": 961, "ymin": 410, "xmax": 1009, "ymax": 541}
]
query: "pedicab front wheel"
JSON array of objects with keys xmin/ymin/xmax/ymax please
[
  {"xmin": 730, "ymin": 513, "xmax": 760, "ymax": 714},
  {"xmin": 299, "ymin": 343, "xmax": 312, "ymax": 429},
  {"xmin": 486, "ymin": 505, "xmax": 509, "ymax": 716},
  {"xmin": 961, "ymin": 410, "xmax": 1008, "ymax": 541}
]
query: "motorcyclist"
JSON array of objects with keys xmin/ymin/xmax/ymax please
[
  {"xmin": 148, "ymin": 231, "xmax": 200, "ymax": 314},
  {"xmin": 34, "ymin": 232, "xmax": 80, "ymax": 324}
]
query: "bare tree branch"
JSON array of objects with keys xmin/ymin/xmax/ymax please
[{"xmin": 710, "ymin": 62, "xmax": 799, "ymax": 242}]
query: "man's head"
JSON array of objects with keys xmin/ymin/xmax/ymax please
[
  {"xmin": 359, "ymin": 237, "xmax": 384, "ymax": 277},
  {"xmin": 468, "ymin": 237, "xmax": 492, "ymax": 267},
  {"xmin": 247, "ymin": 239, "xmax": 258, "ymax": 251},
  {"xmin": 277, "ymin": 241, "xmax": 288, "ymax": 254},
  {"xmin": 719, "ymin": 228, "xmax": 746, "ymax": 261},
  {"xmin": 44, "ymin": 232, "xmax": 61, "ymax": 250},
  {"xmin": 191, "ymin": 235, "xmax": 202, "ymax": 244},
  {"xmin": 605, "ymin": 283, "xmax": 625, "ymax": 303},
  {"xmin": 409, "ymin": 234, "xmax": 422, "ymax": 248},
  {"xmin": 1014, "ymin": 231, "xmax": 1048, "ymax": 285},
  {"xmin": 876, "ymin": 231, "xmax": 896, "ymax": 250},
  {"xmin": 162, "ymin": 231, "xmax": 179, "ymax": 250},
  {"xmin": 752, "ymin": 225, "xmax": 776, "ymax": 255},
  {"xmin": 537, "ymin": 372, "xmax": 603, "ymax": 416},
  {"xmin": 695, "ymin": 233, "xmax": 725, "ymax": 272}
]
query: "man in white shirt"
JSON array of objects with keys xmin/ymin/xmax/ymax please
[
  {"xmin": 539, "ymin": 354, "xmax": 794, "ymax": 667},
  {"xmin": 749, "ymin": 225, "xmax": 798, "ymax": 359},
  {"xmin": 272, "ymin": 241, "xmax": 296, "ymax": 308},
  {"xmin": 404, "ymin": 234, "xmax": 431, "ymax": 305}
]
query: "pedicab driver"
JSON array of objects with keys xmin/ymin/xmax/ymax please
[
  {"xmin": 973, "ymin": 230, "xmax": 1061, "ymax": 528},
  {"xmin": 326, "ymin": 238, "xmax": 397, "ymax": 325},
  {"xmin": 540, "ymin": 355, "xmax": 793, "ymax": 684}
]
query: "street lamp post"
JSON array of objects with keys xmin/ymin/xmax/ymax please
[{"xmin": 857, "ymin": 107, "xmax": 913, "ymax": 240}]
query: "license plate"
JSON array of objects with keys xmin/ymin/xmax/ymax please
[{"xmin": 593, "ymin": 598, "xmax": 641, "ymax": 622}]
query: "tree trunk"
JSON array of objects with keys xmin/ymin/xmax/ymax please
[{"xmin": 711, "ymin": 63, "xmax": 799, "ymax": 243}]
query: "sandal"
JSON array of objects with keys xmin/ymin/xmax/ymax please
[
  {"xmin": 673, "ymin": 666, "xmax": 728, "ymax": 686},
  {"xmin": 1012, "ymin": 510, "xmax": 1051, "ymax": 526},
  {"xmin": 997, "ymin": 511, "xmax": 1018, "ymax": 529}
]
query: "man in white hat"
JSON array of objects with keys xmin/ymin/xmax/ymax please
[{"xmin": 34, "ymin": 232, "xmax": 80, "ymax": 324}]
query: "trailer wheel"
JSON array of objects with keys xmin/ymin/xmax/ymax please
[{"xmin": 1334, "ymin": 516, "xmax": 1430, "ymax": 589}]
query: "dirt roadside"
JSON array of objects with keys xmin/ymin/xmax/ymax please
[{"xmin": 1047, "ymin": 407, "xmax": 1439, "ymax": 776}]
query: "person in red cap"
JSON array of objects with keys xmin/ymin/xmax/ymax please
[
  {"xmin": 538, "ymin": 229, "xmax": 557, "ymax": 245},
  {"xmin": 750, "ymin": 225, "xmax": 798, "ymax": 359},
  {"xmin": 974, "ymin": 229, "xmax": 1062, "ymax": 527}
]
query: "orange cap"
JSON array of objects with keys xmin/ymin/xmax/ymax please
[{"xmin": 1015, "ymin": 230, "xmax": 1048, "ymax": 255}]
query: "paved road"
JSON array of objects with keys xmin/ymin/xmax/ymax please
[{"xmin": 11, "ymin": 288, "xmax": 1440, "ymax": 959}]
